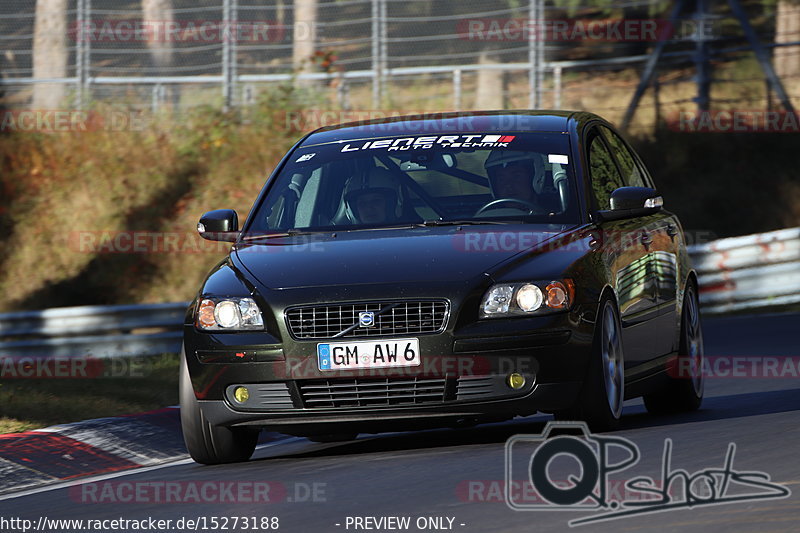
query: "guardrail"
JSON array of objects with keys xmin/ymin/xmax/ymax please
[
  {"xmin": 0, "ymin": 302, "xmax": 188, "ymax": 359},
  {"xmin": 689, "ymin": 227, "xmax": 800, "ymax": 314},
  {"xmin": 0, "ymin": 227, "xmax": 796, "ymax": 359}
]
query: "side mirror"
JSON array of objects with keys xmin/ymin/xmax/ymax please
[
  {"xmin": 595, "ymin": 187, "xmax": 663, "ymax": 222},
  {"xmin": 198, "ymin": 209, "xmax": 239, "ymax": 242}
]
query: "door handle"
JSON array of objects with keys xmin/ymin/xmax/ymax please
[
  {"xmin": 640, "ymin": 231, "xmax": 653, "ymax": 246},
  {"xmin": 665, "ymin": 224, "xmax": 678, "ymax": 238}
]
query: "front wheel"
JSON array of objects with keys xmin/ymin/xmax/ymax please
[
  {"xmin": 643, "ymin": 282, "xmax": 704, "ymax": 414},
  {"xmin": 554, "ymin": 297, "xmax": 624, "ymax": 432},
  {"xmin": 180, "ymin": 348, "xmax": 258, "ymax": 464}
]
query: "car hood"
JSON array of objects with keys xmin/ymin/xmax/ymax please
[{"xmin": 233, "ymin": 224, "xmax": 575, "ymax": 290}]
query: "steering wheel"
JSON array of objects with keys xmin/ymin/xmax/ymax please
[{"xmin": 475, "ymin": 198, "xmax": 540, "ymax": 216}]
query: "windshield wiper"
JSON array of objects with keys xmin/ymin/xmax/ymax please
[
  {"xmin": 241, "ymin": 229, "xmax": 330, "ymax": 240},
  {"xmin": 418, "ymin": 219, "xmax": 518, "ymax": 226},
  {"xmin": 334, "ymin": 220, "xmax": 522, "ymax": 233},
  {"xmin": 335, "ymin": 220, "xmax": 517, "ymax": 233},
  {"xmin": 333, "ymin": 223, "xmax": 420, "ymax": 233}
]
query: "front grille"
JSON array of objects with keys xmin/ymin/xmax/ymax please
[
  {"xmin": 286, "ymin": 300, "xmax": 449, "ymax": 340},
  {"xmin": 456, "ymin": 376, "xmax": 496, "ymax": 401},
  {"xmin": 299, "ymin": 377, "xmax": 447, "ymax": 408},
  {"xmin": 250, "ymin": 383, "xmax": 295, "ymax": 409}
]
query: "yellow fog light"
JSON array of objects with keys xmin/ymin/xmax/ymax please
[
  {"xmin": 507, "ymin": 373, "xmax": 526, "ymax": 390},
  {"xmin": 233, "ymin": 386, "xmax": 250, "ymax": 403}
]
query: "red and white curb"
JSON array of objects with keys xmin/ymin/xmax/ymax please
[{"xmin": 0, "ymin": 407, "xmax": 188, "ymax": 496}]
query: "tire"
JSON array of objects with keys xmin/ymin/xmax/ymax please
[
  {"xmin": 180, "ymin": 348, "xmax": 258, "ymax": 464},
  {"xmin": 643, "ymin": 282, "xmax": 704, "ymax": 414},
  {"xmin": 554, "ymin": 296, "xmax": 624, "ymax": 432}
]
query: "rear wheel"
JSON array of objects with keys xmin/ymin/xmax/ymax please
[
  {"xmin": 644, "ymin": 282, "xmax": 704, "ymax": 414},
  {"xmin": 180, "ymin": 348, "xmax": 258, "ymax": 464},
  {"xmin": 554, "ymin": 297, "xmax": 624, "ymax": 432}
]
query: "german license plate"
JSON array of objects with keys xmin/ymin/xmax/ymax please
[{"xmin": 317, "ymin": 338, "xmax": 420, "ymax": 371}]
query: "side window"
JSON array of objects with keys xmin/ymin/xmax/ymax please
[
  {"xmin": 587, "ymin": 132, "xmax": 624, "ymax": 210},
  {"xmin": 600, "ymin": 126, "xmax": 645, "ymax": 188}
]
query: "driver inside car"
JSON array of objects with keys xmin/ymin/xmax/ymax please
[
  {"xmin": 482, "ymin": 150, "xmax": 550, "ymax": 215},
  {"xmin": 341, "ymin": 167, "xmax": 402, "ymax": 225},
  {"xmin": 347, "ymin": 189, "xmax": 398, "ymax": 224}
]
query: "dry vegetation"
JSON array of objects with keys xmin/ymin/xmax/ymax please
[{"xmin": 0, "ymin": 91, "xmax": 305, "ymax": 311}]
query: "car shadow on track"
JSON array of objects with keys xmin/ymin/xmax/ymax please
[
  {"xmin": 246, "ymin": 386, "xmax": 800, "ymax": 462},
  {"xmin": 251, "ymin": 417, "xmax": 552, "ymax": 461},
  {"xmin": 619, "ymin": 386, "xmax": 800, "ymax": 430}
]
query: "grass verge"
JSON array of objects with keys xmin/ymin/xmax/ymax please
[{"xmin": 0, "ymin": 353, "xmax": 179, "ymax": 434}]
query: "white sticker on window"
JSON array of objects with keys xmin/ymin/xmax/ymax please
[
  {"xmin": 296, "ymin": 153, "xmax": 316, "ymax": 162},
  {"xmin": 548, "ymin": 154, "xmax": 569, "ymax": 165}
]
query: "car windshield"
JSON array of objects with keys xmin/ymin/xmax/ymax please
[{"xmin": 246, "ymin": 131, "xmax": 578, "ymax": 234}]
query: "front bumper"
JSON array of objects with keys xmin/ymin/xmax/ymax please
[{"xmin": 183, "ymin": 305, "xmax": 596, "ymax": 433}]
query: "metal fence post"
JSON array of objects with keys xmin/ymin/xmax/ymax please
[
  {"xmin": 694, "ymin": 0, "xmax": 711, "ymax": 112},
  {"xmin": 86, "ymin": 0, "xmax": 92, "ymax": 106},
  {"xmin": 379, "ymin": 0, "xmax": 387, "ymax": 104},
  {"xmin": 337, "ymin": 77, "xmax": 350, "ymax": 110},
  {"xmin": 371, "ymin": 0, "xmax": 380, "ymax": 108},
  {"xmin": 76, "ymin": 0, "xmax": 92, "ymax": 109},
  {"xmin": 453, "ymin": 68, "xmax": 462, "ymax": 110},
  {"xmin": 222, "ymin": 0, "xmax": 232, "ymax": 110},
  {"xmin": 653, "ymin": 74, "xmax": 660, "ymax": 129},
  {"xmin": 76, "ymin": 0, "xmax": 84, "ymax": 109},
  {"xmin": 553, "ymin": 65, "xmax": 561, "ymax": 108},
  {"xmin": 152, "ymin": 83, "xmax": 164, "ymax": 112},
  {"xmin": 231, "ymin": 0, "xmax": 238, "ymax": 107},
  {"xmin": 243, "ymin": 83, "xmax": 255, "ymax": 106},
  {"xmin": 528, "ymin": 0, "xmax": 543, "ymax": 108}
]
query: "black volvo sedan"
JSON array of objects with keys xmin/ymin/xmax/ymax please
[{"xmin": 180, "ymin": 111, "xmax": 704, "ymax": 464}]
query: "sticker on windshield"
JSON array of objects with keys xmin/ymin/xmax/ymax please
[
  {"xmin": 295, "ymin": 153, "xmax": 316, "ymax": 162},
  {"xmin": 548, "ymin": 154, "xmax": 569, "ymax": 164},
  {"xmin": 339, "ymin": 134, "xmax": 516, "ymax": 153}
]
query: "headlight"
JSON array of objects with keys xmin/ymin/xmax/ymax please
[
  {"xmin": 196, "ymin": 297, "xmax": 264, "ymax": 331},
  {"xmin": 480, "ymin": 280, "xmax": 573, "ymax": 318},
  {"xmin": 516, "ymin": 284, "xmax": 543, "ymax": 312}
]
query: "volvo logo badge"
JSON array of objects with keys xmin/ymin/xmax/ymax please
[{"xmin": 359, "ymin": 311, "xmax": 376, "ymax": 328}]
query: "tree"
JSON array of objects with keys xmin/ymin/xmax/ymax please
[
  {"xmin": 142, "ymin": 0, "xmax": 174, "ymax": 71},
  {"xmin": 293, "ymin": 0, "xmax": 318, "ymax": 75},
  {"xmin": 774, "ymin": 0, "xmax": 800, "ymax": 83},
  {"xmin": 32, "ymin": 0, "xmax": 68, "ymax": 109}
]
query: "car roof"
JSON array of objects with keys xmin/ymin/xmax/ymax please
[{"xmin": 302, "ymin": 110, "xmax": 602, "ymax": 145}]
